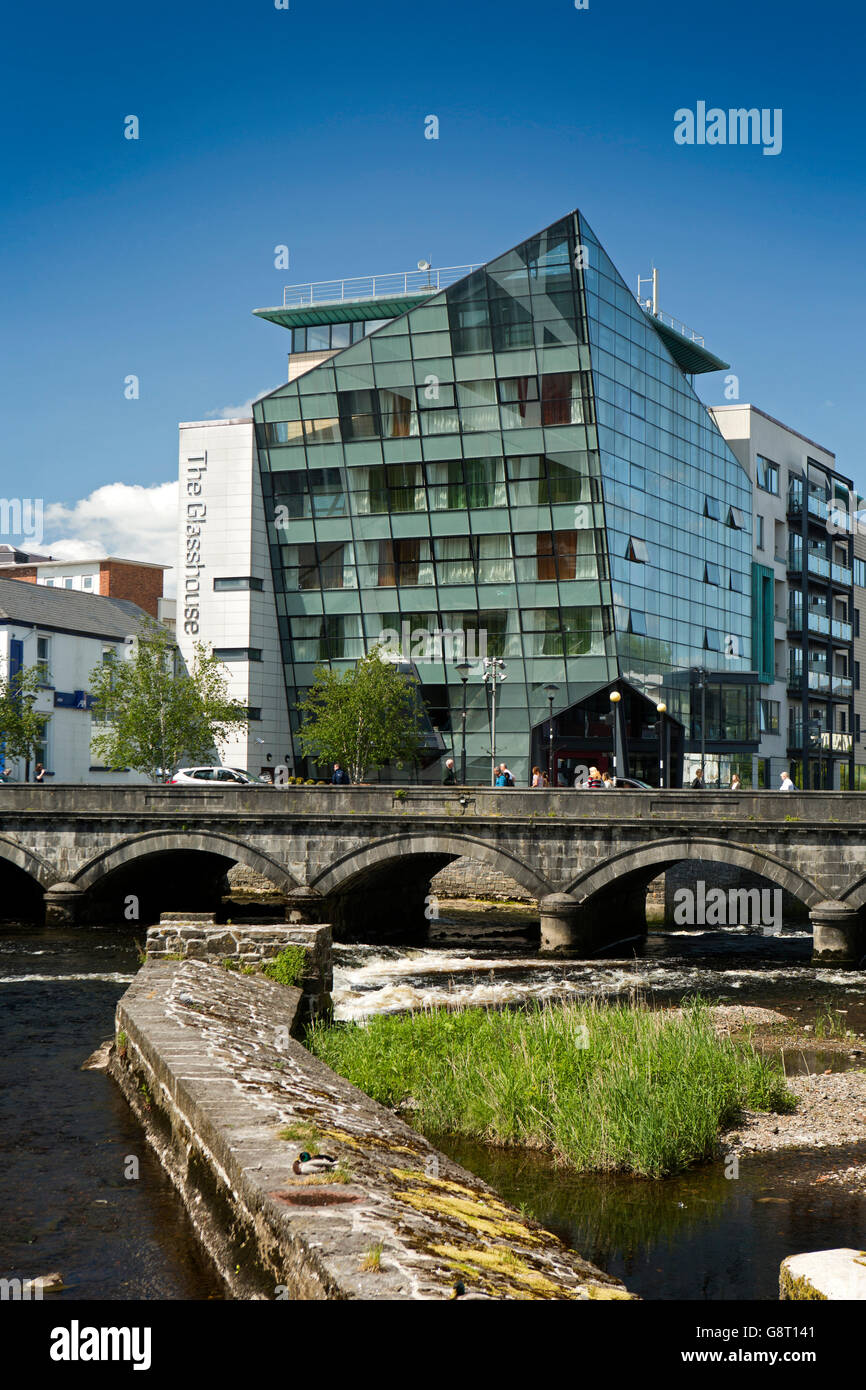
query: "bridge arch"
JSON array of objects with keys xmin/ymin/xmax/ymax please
[
  {"xmin": 72, "ymin": 831, "xmax": 298, "ymax": 922},
  {"xmin": 73, "ymin": 830, "xmax": 299, "ymax": 894},
  {"xmin": 567, "ymin": 836, "xmax": 823, "ymax": 910},
  {"xmin": 312, "ymin": 832, "xmax": 552, "ymax": 901},
  {"xmin": 0, "ymin": 834, "xmax": 55, "ymax": 922},
  {"xmin": 0, "ymin": 834, "xmax": 56, "ymax": 888}
]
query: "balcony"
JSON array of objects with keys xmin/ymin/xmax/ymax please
[
  {"xmin": 788, "ymin": 722, "xmax": 853, "ymax": 754},
  {"xmin": 280, "ymin": 264, "xmax": 482, "ymax": 309},
  {"xmin": 832, "ymin": 618, "xmax": 853, "ymax": 642},
  {"xmin": 832, "ymin": 674, "xmax": 853, "ymax": 698},
  {"xmin": 831, "ymin": 562, "xmax": 853, "ymax": 587}
]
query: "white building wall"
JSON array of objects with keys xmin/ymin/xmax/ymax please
[
  {"xmin": 177, "ymin": 417, "xmax": 290, "ymax": 776},
  {"xmin": 0, "ymin": 625, "xmax": 147, "ymax": 784}
]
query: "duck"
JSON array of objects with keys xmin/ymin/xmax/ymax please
[{"xmin": 292, "ymin": 1151, "xmax": 338, "ymax": 1176}]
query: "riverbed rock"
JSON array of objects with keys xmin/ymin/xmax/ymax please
[
  {"xmin": 81, "ymin": 1040, "xmax": 113, "ymax": 1071},
  {"xmin": 780, "ymin": 1249, "xmax": 866, "ymax": 1300},
  {"xmin": 23, "ymin": 1273, "xmax": 65, "ymax": 1294}
]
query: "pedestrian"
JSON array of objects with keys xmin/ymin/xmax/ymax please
[
  {"xmin": 583, "ymin": 765, "xmax": 604, "ymax": 789},
  {"xmin": 530, "ymin": 766, "xmax": 543, "ymax": 788},
  {"xmin": 690, "ymin": 766, "xmax": 705, "ymax": 789},
  {"xmin": 442, "ymin": 757, "xmax": 456, "ymax": 785},
  {"xmin": 541, "ymin": 770, "xmax": 549, "ymax": 788},
  {"xmin": 495, "ymin": 763, "xmax": 514, "ymax": 788},
  {"xmin": 331, "ymin": 762, "xmax": 350, "ymax": 786},
  {"xmin": 730, "ymin": 773, "xmax": 741, "ymax": 790},
  {"xmin": 601, "ymin": 771, "xmax": 616, "ymax": 789},
  {"xmin": 34, "ymin": 763, "xmax": 47, "ymax": 784},
  {"xmin": 779, "ymin": 770, "xmax": 795, "ymax": 791}
]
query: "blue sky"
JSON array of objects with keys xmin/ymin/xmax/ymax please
[{"xmin": 1, "ymin": 0, "xmax": 863, "ymax": 562}]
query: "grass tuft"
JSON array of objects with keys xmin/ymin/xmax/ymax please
[{"xmin": 307, "ymin": 997, "xmax": 796, "ymax": 1179}]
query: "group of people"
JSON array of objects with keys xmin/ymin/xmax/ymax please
[
  {"xmin": 1, "ymin": 763, "xmax": 47, "ymax": 784},
  {"xmin": 690, "ymin": 765, "xmax": 795, "ymax": 791}
]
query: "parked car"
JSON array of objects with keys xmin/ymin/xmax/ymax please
[
  {"xmin": 167, "ymin": 767, "xmax": 272, "ymax": 786},
  {"xmin": 610, "ymin": 776, "xmax": 654, "ymax": 790}
]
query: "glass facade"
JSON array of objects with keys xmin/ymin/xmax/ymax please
[{"xmin": 253, "ymin": 211, "xmax": 756, "ymax": 784}]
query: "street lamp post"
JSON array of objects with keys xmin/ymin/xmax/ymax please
[
  {"xmin": 543, "ymin": 683, "xmax": 559, "ymax": 786},
  {"xmin": 609, "ymin": 689, "xmax": 623, "ymax": 780},
  {"xmin": 694, "ymin": 667, "xmax": 707, "ymax": 783},
  {"xmin": 656, "ymin": 702, "xmax": 667, "ymax": 788},
  {"xmin": 481, "ymin": 657, "xmax": 507, "ymax": 786},
  {"xmin": 455, "ymin": 661, "xmax": 471, "ymax": 784}
]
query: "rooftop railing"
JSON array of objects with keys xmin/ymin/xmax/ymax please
[
  {"xmin": 642, "ymin": 306, "xmax": 705, "ymax": 346},
  {"xmin": 282, "ymin": 265, "xmax": 482, "ymax": 309}
]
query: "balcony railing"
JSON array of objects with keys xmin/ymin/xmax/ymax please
[
  {"xmin": 832, "ymin": 618, "xmax": 853, "ymax": 641},
  {"xmin": 281, "ymin": 264, "xmax": 482, "ymax": 308},
  {"xmin": 831, "ymin": 562, "xmax": 853, "ymax": 587},
  {"xmin": 788, "ymin": 723, "xmax": 853, "ymax": 753}
]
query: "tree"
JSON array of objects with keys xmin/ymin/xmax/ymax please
[
  {"xmin": 0, "ymin": 666, "xmax": 47, "ymax": 778},
  {"xmin": 296, "ymin": 648, "xmax": 426, "ymax": 782},
  {"xmin": 89, "ymin": 620, "xmax": 249, "ymax": 782}
]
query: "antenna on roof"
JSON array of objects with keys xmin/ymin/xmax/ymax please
[{"xmin": 637, "ymin": 266, "xmax": 659, "ymax": 316}]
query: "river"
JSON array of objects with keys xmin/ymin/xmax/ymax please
[
  {"xmin": 0, "ymin": 927, "xmax": 223, "ymax": 1300},
  {"xmin": 3, "ymin": 908, "xmax": 864, "ymax": 1301}
]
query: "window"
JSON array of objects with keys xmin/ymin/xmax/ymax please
[
  {"xmin": 705, "ymin": 497, "xmax": 723, "ymax": 521},
  {"xmin": 854, "ymin": 558, "xmax": 866, "ymax": 588},
  {"xmin": 730, "ymin": 571, "xmax": 745, "ymax": 592},
  {"xmin": 856, "ymin": 610, "xmax": 861, "ymax": 638},
  {"xmin": 34, "ymin": 718, "xmax": 49, "ymax": 769},
  {"xmin": 756, "ymin": 456, "xmax": 780, "ymax": 494},
  {"xmin": 628, "ymin": 611, "xmax": 647, "ymax": 635},
  {"xmin": 728, "ymin": 507, "xmax": 745, "ymax": 529},
  {"xmin": 64, "ymin": 578, "xmax": 73, "ymax": 589},
  {"xmin": 704, "ymin": 630, "xmax": 721, "ymax": 651},
  {"xmin": 213, "ymin": 648, "xmax": 262, "ymax": 662},
  {"xmin": 36, "ymin": 635, "xmax": 51, "ymax": 684},
  {"xmin": 537, "ymin": 531, "xmax": 578, "ymax": 581},
  {"xmin": 856, "ymin": 661, "xmax": 861, "ymax": 691},
  {"xmin": 705, "ymin": 563, "xmax": 721, "ymax": 585},
  {"xmin": 82, "ymin": 575, "xmax": 93, "ymax": 590},
  {"xmin": 246, "ymin": 707, "xmax": 262, "ymax": 721},
  {"xmin": 760, "ymin": 699, "xmax": 780, "ymax": 734},
  {"xmin": 213, "ymin": 576, "xmax": 264, "ymax": 591},
  {"xmin": 857, "ymin": 713, "xmax": 862, "ymax": 743},
  {"xmin": 755, "ymin": 514, "xmax": 764, "ymax": 550},
  {"xmin": 626, "ymin": 537, "xmax": 649, "ymax": 563}
]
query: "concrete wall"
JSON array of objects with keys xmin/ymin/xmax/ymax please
[
  {"xmin": 110, "ymin": 959, "xmax": 633, "ymax": 1300},
  {"xmin": 145, "ymin": 917, "xmax": 333, "ymax": 1029}
]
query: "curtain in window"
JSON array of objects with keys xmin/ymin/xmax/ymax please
[
  {"xmin": 436, "ymin": 537, "xmax": 474, "ymax": 585},
  {"xmin": 541, "ymin": 373, "xmax": 572, "ymax": 426},
  {"xmin": 379, "ymin": 389, "xmax": 418, "ymax": 439},
  {"xmin": 377, "ymin": 540, "xmax": 397, "ymax": 586},
  {"xmin": 477, "ymin": 534, "xmax": 513, "ymax": 583},
  {"xmin": 465, "ymin": 458, "xmax": 506, "ymax": 508}
]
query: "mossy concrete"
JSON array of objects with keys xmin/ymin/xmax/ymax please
[{"xmin": 109, "ymin": 959, "xmax": 634, "ymax": 1301}]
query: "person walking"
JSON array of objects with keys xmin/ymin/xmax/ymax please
[
  {"xmin": 690, "ymin": 766, "xmax": 705, "ymax": 789},
  {"xmin": 495, "ymin": 763, "xmax": 514, "ymax": 788},
  {"xmin": 779, "ymin": 770, "xmax": 795, "ymax": 791},
  {"xmin": 442, "ymin": 757, "xmax": 456, "ymax": 785},
  {"xmin": 601, "ymin": 771, "xmax": 616, "ymax": 789},
  {"xmin": 530, "ymin": 766, "xmax": 543, "ymax": 787},
  {"xmin": 730, "ymin": 773, "xmax": 741, "ymax": 790},
  {"xmin": 331, "ymin": 762, "xmax": 350, "ymax": 786},
  {"xmin": 541, "ymin": 770, "xmax": 550, "ymax": 788},
  {"xmin": 33, "ymin": 763, "xmax": 47, "ymax": 784}
]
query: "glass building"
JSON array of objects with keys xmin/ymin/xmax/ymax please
[{"xmin": 252, "ymin": 210, "xmax": 759, "ymax": 785}]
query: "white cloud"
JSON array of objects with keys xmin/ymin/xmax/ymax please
[
  {"xmin": 44, "ymin": 482, "xmax": 178, "ymax": 592},
  {"xmin": 204, "ymin": 384, "xmax": 282, "ymax": 419}
]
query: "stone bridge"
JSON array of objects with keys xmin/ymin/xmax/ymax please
[{"xmin": 1, "ymin": 785, "xmax": 865, "ymax": 963}]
